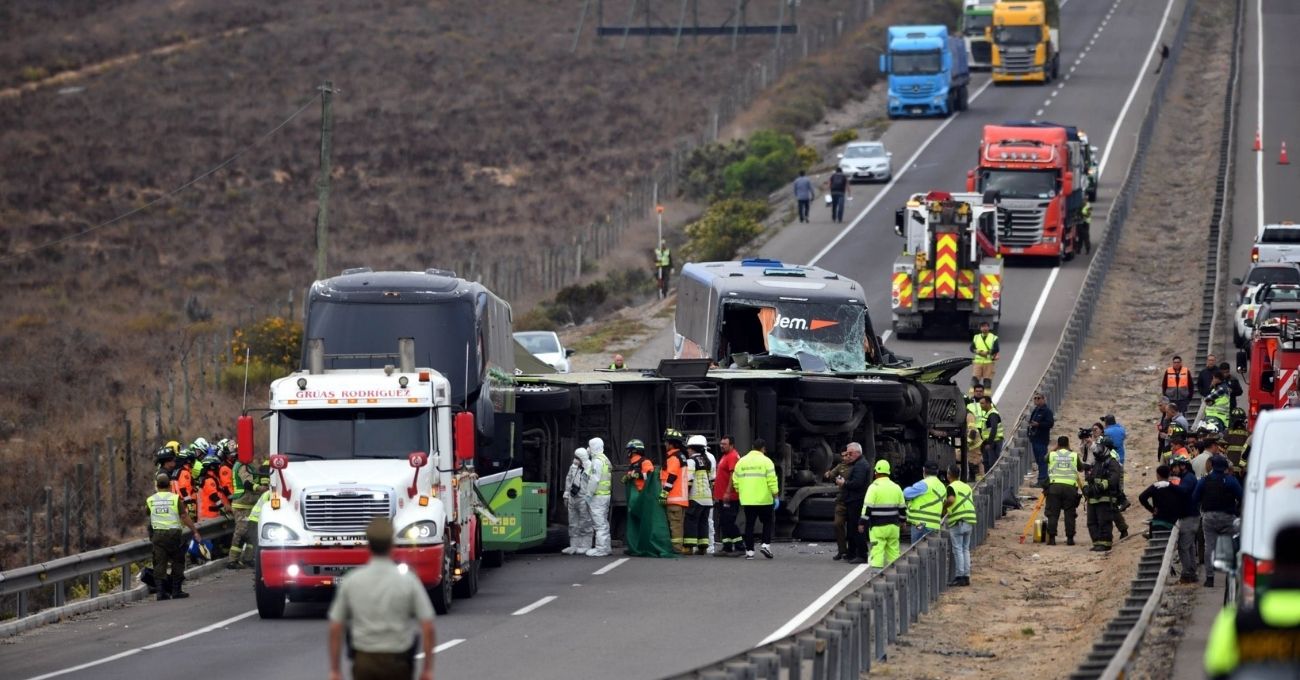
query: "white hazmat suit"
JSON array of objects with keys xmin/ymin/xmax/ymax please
[
  {"xmin": 586, "ymin": 437, "xmax": 613, "ymax": 556},
  {"xmin": 563, "ymin": 448, "xmax": 594, "ymax": 554}
]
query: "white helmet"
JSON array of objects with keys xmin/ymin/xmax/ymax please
[
  {"xmin": 686, "ymin": 434, "xmax": 708, "ymax": 449},
  {"xmin": 587, "ymin": 437, "xmax": 605, "ymax": 456}
]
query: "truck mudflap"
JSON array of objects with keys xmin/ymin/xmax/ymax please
[{"xmin": 259, "ymin": 544, "xmax": 444, "ymax": 589}]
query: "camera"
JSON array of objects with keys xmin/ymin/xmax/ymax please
[{"xmin": 1078, "ymin": 428, "xmax": 1092, "ymax": 440}]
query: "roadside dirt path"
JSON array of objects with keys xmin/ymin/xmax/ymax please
[{"xmin": 869, "ymin": 0, "xmax": 1231, "ymax": 676}]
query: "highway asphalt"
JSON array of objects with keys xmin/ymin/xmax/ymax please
[{"xmin": 3, "ymin": 1, "xmax": 1191, "ymax": 678}]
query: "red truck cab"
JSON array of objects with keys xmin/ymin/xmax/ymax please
[{"xmin": 968, "ymin": 124, "xmax": 1075, "ymax": 262}]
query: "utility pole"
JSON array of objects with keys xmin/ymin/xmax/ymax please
[{"xmin": 314, "ymin": 81, "xmax": 335, "ymax": 281}]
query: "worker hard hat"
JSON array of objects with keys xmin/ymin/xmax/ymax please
[
  {"xmin": 686, "ymin": 434, "xmax": 708, "ymax": 449},
  {"xmin": 155, "ymin": 446, "xmax": 175, "ymax": 464},
  {"xmin": 874, "ymin": 459, "xmax": 891, "ymax": 474},
  {"xmin": 625, "ymin": 439, "xmax": 645, "ymax": 452},
  {"xmin": 663, "ymin": 427, "xmax": 684, "ymax": 443},
  {"xmin": 165, "ymin": 440, "xmax": 181, "ymax": 454}
]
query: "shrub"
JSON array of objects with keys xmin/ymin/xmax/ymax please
[
  {"xmin": 231, "ymin": 316, "xmax": 302, "ymax": 371},
  {"xmin": 830, "ymin": 129, "xmax": 859, "ymax": 146},
  {"xmin": 683, "ymin": 198, "xmax": 769, "ymax": 261},
  {"xmin": 722, "ymin": 130, "xmax": 800, "ymax": 198},
  {"xmin": 679, "ymin": 141, "xmax": 747, "ymax": 202},
  {"xmin": 515, "ymin": 307, "xmax": 557, "ymax": 332},
  {"xmin": 796, "ymin": 145, "xmax": 819, "ymax": 171},
  {"xmin": 19, "ymin": 66, "xmax": 48, "ymax": 82},
  {"xmin": 221, "ymin": 359, "xmax": 288, "ymax": 388}
]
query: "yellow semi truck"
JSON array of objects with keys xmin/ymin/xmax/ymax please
[{"xmin": 990, "ymin": 0, "xmax": 1059, "ymax": 84}]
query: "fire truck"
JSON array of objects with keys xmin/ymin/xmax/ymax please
[
  {"xmin": 1244, "ymin": 317, "xmax": 1300, "ymax": 429},
  {"xmin": 968, "ymin": 123, "xmax": 1078, "ymax": 263},
  {"xmin": 890, "ymin": 191, "xmax": 1003, "ymax": 337},
  {"xmin": 237, "ymin": 338, "xmax": 485, "ymax": 618}
]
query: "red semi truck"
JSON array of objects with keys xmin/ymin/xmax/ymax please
[{"xmin": 968, "ymin": 124, "xmax": 1079, "ymax": 263}]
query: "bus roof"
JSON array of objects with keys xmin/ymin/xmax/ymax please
[
  {"xmin": 680, "ymin": 259, "xmax": 865, "ymax": 305},
  {"xmin": 308, "ymin": 268, "xmax": 489, "ymax": 304}
]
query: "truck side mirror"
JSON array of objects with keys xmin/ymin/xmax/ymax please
[
  {"xmin": 878, "ymin": 54, "xmax": 889, "ymax": 74},
  {"xmin": 408, "ymin": 452, "xmax": 428, "ymax": 468},
  {"xmin": 1231, "ymin": 277, "xmax": 1243, "ymax": 285},
  {"xmin": 236, "ymin": 415, "xmax": 255, "ymax": 465},
  {"xmin": 966, "ymin": 169, "xmax": 977, "ymax": 192},
  {"xmin": 454, "ymin": 411, "xmax": 476, "ymax": 464},
  {"xmin": 894, "ymin": 208, "xmax": 905, "ymax": 237},
  {"xmin": 565, "ymin": 348, "xmax": 576, "ymax": 358},
  {"xmin": 1212, "ymin": 535, "xmax": 1237, "ymax": 574}
]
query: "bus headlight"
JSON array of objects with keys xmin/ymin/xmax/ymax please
[
  {"xmin": 261, "ymin": 523, "xmax": 300, "ymax": 543},
  {"xmin": 398, "ymin": 521, "xmax": 440, "ymax": 543}
]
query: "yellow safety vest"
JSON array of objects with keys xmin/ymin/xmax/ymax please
[
  {"xmin": 248, "ymin": 491, "xmax": 271, "ymax": 523},
  {"xmin": 1048, "ymin": 449, "xmax": 1079, "ymax": 487},
  {"xmin": 655, "ymin": 248, "xmax": 671, "ymax": 268},
  {"xmin": 733, "ymin": 451, "xmax": 778, "ymax": 505},
  {"xmin": 972, "ymin": 333, "xmax": 998, "ymax": 364},
  {"xmin": 982, "ymin": 406, "xmax": 1005, "ymax": 442},
  {"xmin": 906, "ymin": 476, "xmax": 946, "ymax": 528},
  {"xmin": 592, "ymin": 452, "xmax": 612, "ymax": 496},
  {"xmin": 862, "ymin": 478, "xmax": 906, "ymax": 525},
  {"xmin": 946, "ymin": 480, "xmax": 977, "ymax": 524},
  {"xmin": 689, "ymin": 460, "xmax": 712, "ymax": 504},
  {"xmin": 147, "ymin": 491, "xmax": 183, "ymax": 530}
]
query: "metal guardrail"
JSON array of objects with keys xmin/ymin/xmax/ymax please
[
  {"xmin": 0, "ymin": 518, "xmax": 231, "ymax": 625},
  {"xmin": 675, "ymin": 0, "xmax": 1200, "ymax": 674},
  {"xmin": 1073, "ymin": 0, "xmax": 1244, "ymax": 676}
]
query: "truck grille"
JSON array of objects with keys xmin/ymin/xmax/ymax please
[
  {"xmin": 902, "ymin": 82, "xmax": 935, "ymax": 96},
  {"xmin": 303, "ymin": 490, "xmax": 393, "ymax": 532},
  {"xmin": 1000, "ymin": 49, "xmax": 1036, "ymax": 73},
  {"xmin": 999, "ymin": 203, "xmax": 1049, "ymax": 247},
  {"xmin": 971, "ymin": 41, "xmax": 992, "ymax": 63}
]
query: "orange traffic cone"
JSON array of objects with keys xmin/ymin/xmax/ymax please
[
  {"xmin": 1282, "ymin": 141, "xmax": 1291, "ymax": 165},
  {"xmin": 1254, "ymin": 129, "xmax": 1262, "ymax": 151}
]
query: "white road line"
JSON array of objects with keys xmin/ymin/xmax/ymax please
[
  {"xmin": 1255, "ymin": 0, "xmax": 1264, "ymax": 236},
  {"xmin": 593, "ymin": 557, "xmax": 629, "ymax": 575},
  {"xmin": 416, "ymin": 639, "xmax": 467, "ymax": 659},
  {"xmin": 881, "ymin": 329, "xmax": 893, "ymax": 344},
  {"xmin": 512, "ymin": 595, "xmax": 557, "ymax": 616},
  {"xmin": 24, "ymin": 610, "xmax": 258, "ymax": 680},
  {"xmin": 757, "ymin": 565, "xmax": 870, "ymax": 646},
  {"xmin": 807, "ymin": 79, "xmax": 994, "ymax": 266},
  {"xmin": 1036, "ymin": 109, "xmax": 1045, "ymax": 116},
  {"xmin": 994, "ymin": 0, "xmax": 1177, "ymax": 405}
]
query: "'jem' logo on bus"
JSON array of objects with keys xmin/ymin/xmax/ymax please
[{"xmin": 774, "ymin": 314, "xmax": 838, "ymax": 331}]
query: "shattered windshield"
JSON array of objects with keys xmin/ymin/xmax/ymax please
[{"xmin": 746, "ymin": 301, "xmax": 868, "ymax": 372}]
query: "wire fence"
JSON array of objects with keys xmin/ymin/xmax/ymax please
[{"xmin": 460, "ymin": 0, "xmax": 890, "ymax": 300}]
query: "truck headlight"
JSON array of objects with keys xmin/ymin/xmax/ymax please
[
  {"xmin": 398, "ymin": 521, "xmax": 440, "ymax": 542},
  {"xmin": 933, "ymin": 96, "xmax": 945, "ymax": 104},
  {"xmin": 889, "ymin": 97, "xmax": 899, "ymax": 107},
  {"xmin": 261, "ymin": 523, "xmax": 300, "ymax": 542}
]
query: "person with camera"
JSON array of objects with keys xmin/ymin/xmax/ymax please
[{"xmin": 1083, "ymin": 436, "xmax": 1124, "ymax": 552}]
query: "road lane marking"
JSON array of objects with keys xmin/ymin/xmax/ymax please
[
  {"xmin": 807, "ymin": 79, "xmax": 994, "ymax": 266},
  {"xmin": 757, "ymin": 565, "xmax": 870, "ymax": 646},
  {"xmin": 25, "ymin": 610, "xmax": 258, "ymax": 680},
  {"xmin": 593, "ymin": 557, "xmax": 629, "ymax": 575},
  {"xmin": 1255, "ymin": 0, "xmax": 1263, "ymax": 235},
  {"xmin": 512, "ymin": 595, "xmax": 557, "ymax": 615},
  {"xmin": 881, "ymin": 329, "xmax": 893, "ymax": 344},
  {"xmin": 416, "ymin": 639, "xmax": 466, "ymax": 659},
  {"xmin": 996, "ymin": 0, "xmax": 1178, "ymax": 406}
]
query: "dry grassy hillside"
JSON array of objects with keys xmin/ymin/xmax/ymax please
[{"xmin": 0, "ymin": 0, "xmax": 951, "ymax": 565}]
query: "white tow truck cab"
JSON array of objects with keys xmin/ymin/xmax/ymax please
[{"xmin": 237, "ymin": 338, "xmax": 481, "ymax": 619}]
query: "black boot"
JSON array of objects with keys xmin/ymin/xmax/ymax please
[
  {"xmin": 1066, "ymin": 536, "xmax": 1076, "ymax": 546},
  {"xmin": 171, "ymin": 577, "xmax": 190, "ymax": 599},
  {"xmin": 1047, "ymin": 536, "xmax": 1056, "ymax": 546}
]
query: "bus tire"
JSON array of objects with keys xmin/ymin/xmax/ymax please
[
  {"xmin": 793, "ymin": 520, "xmax": 838, "ymax": 542},
  {"xmin": 798, "ymin": 377, "xmax": 855, "ymax": 401},
  {"xmin": 801, "ymin": 400, "xmax": 855, "ymax": 423}
]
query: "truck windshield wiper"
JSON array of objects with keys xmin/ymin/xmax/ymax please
[{"xmin": 281, "ymin": 452, "xmax": 326, "ymax": 460}]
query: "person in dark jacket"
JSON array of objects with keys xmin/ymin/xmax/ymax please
[
  {"xmin": 1196, "ymin": 353, "xmax": 1219, "ymax": 398},
  {"xmin": 1170, "ymin": 456, "xmax": 1202, "ymax": 583},
  {"xmin": 1217, "ymin": 362, "xmax": 1243, "ymax": 410},
  {"xmin": 1085, "ymin": 438, "xmax": 1124, "ymax": 552},
  {"xmin": 838, "ymin": 442, "xmax": 871, "ymax": 563},
  {"xmin": 1028, "ymin": 393, "xmax": 1055, "ymax": 485},
  {"xmin": 1138, "ymin": 465, "xmax": 1183, "ymax": 533},
  {"xmin": 1194, "ymin": 456, "xmax": 1242, "ymax": 587}
]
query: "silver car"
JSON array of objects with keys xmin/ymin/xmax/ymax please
[{"xmin": 838, "ymin": 141, "xmax": 893, "ymax": 183}]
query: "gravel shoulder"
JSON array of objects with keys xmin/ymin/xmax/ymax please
[{"xmin": 869, "ymin": 0, "xmax": 1232, "ymax": 676}]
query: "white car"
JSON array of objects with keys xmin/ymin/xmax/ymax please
[
  {"xmin": 514, "ymin": 331, "xmax": 573, "ymax": 373},
  {"xmin": 1236, "ymin": 283, "xmax": 1300, "ymax": 347},
  {"xmin": 838, "ymin": 141, "xmax": 892, "ymax": 183}
]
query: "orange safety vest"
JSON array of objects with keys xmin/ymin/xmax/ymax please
[
  {"xmin": 197, "ymin": 474, "xmax": 228, "ymax": 520},
  {"xmin": 1162, "ymin": 366, "xmax": 1191, "ymax": 393},
  {"xmin": 218, "ymin": 463, "xmax": 234, "ymax": 497},
  {"xmin": 661, "ymin": 449, "xmax": 689, "ymax": 507},
  {"xmin": 628, "ymin": 454, "xmax": 655, "ymax": 492}
]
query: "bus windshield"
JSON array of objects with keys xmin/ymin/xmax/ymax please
[
  {"xmin": 721, "ymin": 300, "xmax": 869, "ymax": 372},
  {"xmin": 278, "ymin": 407, "xmax": 431, "ymax": 460}
]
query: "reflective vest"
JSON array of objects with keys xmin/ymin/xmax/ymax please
[
  {"xmin": 591, "ymin": 452, "xmax": 612, "ymax": 496},
  {"xmin": 966, "ymin": 402, "xmax": 987, "ymax": 448},
  {"xmin": 627, "ymin": 454, "xmax": 655, "ymax": 491},
  {"xmin": 197, "ymin": 474, "xmax": 228, "ymax": 520},
  {"xmin": 906, "ymin": 476, "xmax": 946, "ymax": 529},
  {"xmin": 1225, "ymin": 427, "xmax": 1249, "ymax": 463},
  {"xmin": 218, "ymin": 463, "xmax": 234, "ymax": 496},
  {"xmin": 946, "ymin": 480, "xmax": 977, "ymax": 525},
  {"xmin": 982, "ymin": 406, "xmax": 1005, "ymax": 442},
  {"xmin": 231, "ymin": 463, "xmax": 257, "ymax": 508},
  {"xmin": 862, "ymin": 477, "xmax": 905, "ymax": 526},
  {"xmin": 248, "ymin": 491, "xmax": 271, "ymax": 523},
  {"xmin": 1204, "ymin": 590, "xmax": 1300, "ymax": 677},
  {"xmin": 1048, "ymin": 449, "xmax": 1080, "ymax": 487},
  {"xmin": 733, "ymin": 451, "xmax": 778, "ymax": 506},
  {"xmin": 661, "ymin": 449, "xmax": 689, "ymax": 506},
  {"xmin": 972, "ymin": 333, "xmax": 998, "ymax": 364},
  {"xmin": 1206, "ymin": 389, "xmax": 1231, "ymax": 425},
  {"xmin": 147, "ymin": 491, "xmax": 183, "ymax": 530},
  {"xmin": 655, "ymin": 247, "xmax": 671, "ymax": 268},
  {"xmin": 688, "ymin": 456, "xmax": 713, "ymax": 505},
  {"xmin": 1162, "ymin": 366, "xmax": 1192, "ymax": 399}
]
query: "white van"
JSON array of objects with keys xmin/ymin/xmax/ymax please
[{"xmin": 1237, "ymin": 409, "xmax": 1300, "ymax": 606}]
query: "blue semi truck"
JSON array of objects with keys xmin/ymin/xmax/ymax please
[{"xmin": 880, "ymin": 25, "xmax": 971, "ymax": 118}]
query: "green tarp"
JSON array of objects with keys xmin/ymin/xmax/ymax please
[{"xmin": 622, "ymin": 466, "xmax": 677, "ymax": 558}]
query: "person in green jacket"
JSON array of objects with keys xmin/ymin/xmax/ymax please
[
  {"xmin": 734, "ymin": 439, "xmax": 779, "ymax": 560},
  {"xmin": 1205, "ymin": 525, "xmax": 1300, "ymax": 678},
  {"xmin": 859, "ymin": 460, "xmax": 906, "ymax": 569}
]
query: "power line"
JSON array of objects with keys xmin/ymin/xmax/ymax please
[{"xmin": 2, "ymin": 89, "xmax": 324, "ymax": 263}]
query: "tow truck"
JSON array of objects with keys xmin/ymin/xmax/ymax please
[
  {"xmin": 890, "ymin": 191, "xmax": 1003, "ymax": 337},
  {"xmin": 237, "ymin": 338, "xmax": 485, "ymax": 618}
]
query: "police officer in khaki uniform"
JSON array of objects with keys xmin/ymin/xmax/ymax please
[
  {"xmin": 328, "ymin": 518, "xmax": 436, "ymax": 680},
  {"xmin": 147, "ymin": 473, "xmax": 200, "ymax": 600}
]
